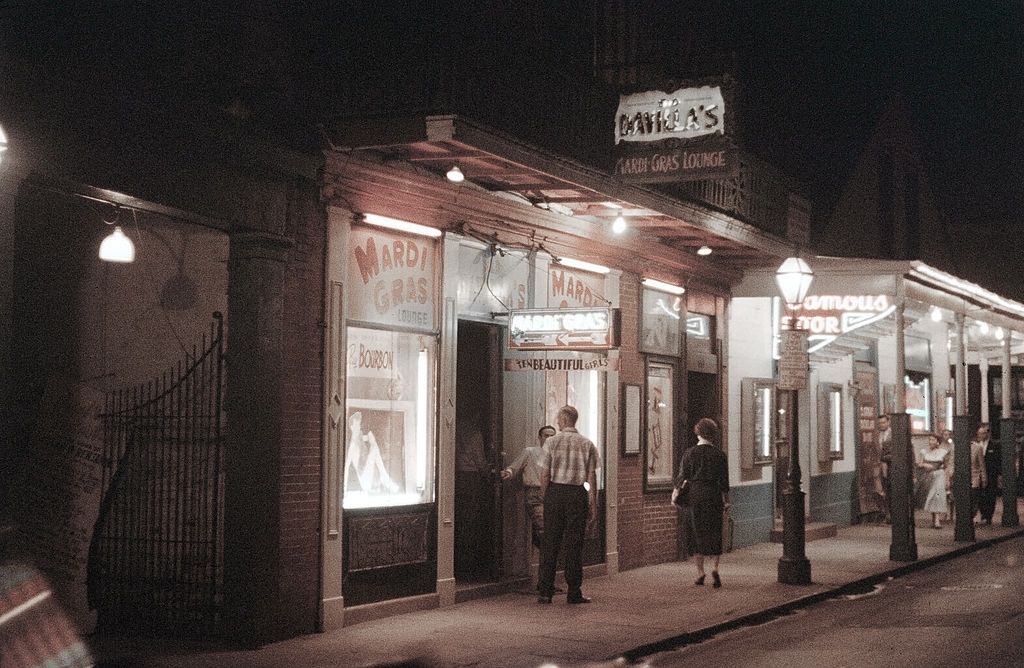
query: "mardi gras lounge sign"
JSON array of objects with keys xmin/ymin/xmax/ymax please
[
  {"xmin": 613, "ymin": 85, "xmax": 737, "ymax": 183},
  {"xmin": 509, "ymin": 307, "xmax": 620, "ymax": 351},
  {"xmin": 774, "ymin": 294, "xmax": 896, "ymax": 356}
]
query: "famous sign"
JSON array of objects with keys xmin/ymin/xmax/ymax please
[
  {"xmin": 772, "ymin": 294, "xmax": 896, "ymax": 357},
  {"xmin": 613, "ymin": 83, "xmax": 738, "ymax": 183},
  {"xmin": 508, "ymin": 307, "xmax": 621, "ymax": 351}
]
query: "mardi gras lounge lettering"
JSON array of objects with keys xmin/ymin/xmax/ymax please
[
  {"xmin": 551, "ymin": 269, "xmax": 602, "ymax": 308},
  {"xmin": 351, "ymin": 231, "xmax": 434, "ymax": 327}
]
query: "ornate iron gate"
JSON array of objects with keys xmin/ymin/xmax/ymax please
[{"xmin": 88, "ymin": 313, "xmax": 225, "ymax": 635}]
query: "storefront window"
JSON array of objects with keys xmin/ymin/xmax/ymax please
[
  {"xmin": 741, "ymin": 378, "xmax": 775, "ymax": 467},
  {"xmin": 905, "ymin": 373, "xmax": 931, "ymax": 434},
  {"xmin": 645, "ymin": 361, "xmax": 675, "ymax": 489},
  {"xmin": 343, "ymin": 326, "xmax": 437, "ymax": 509},
  {"xmin": 640, "ymin": 288, "xmax": 682, "ymax": 356},
  {"xmin": 817, "ymin": 382, "xmax": 844, "ymax": 460}
]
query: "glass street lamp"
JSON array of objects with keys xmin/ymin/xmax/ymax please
[{"xmin": 775, "ymin": 256, "xmax": 814, "ymax": 307}]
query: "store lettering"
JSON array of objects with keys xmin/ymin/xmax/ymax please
[
  {"xmin": 374, "ymin": 277, "xmax": 430, "ymax": 314},
  {"xmin": 354, "ymin": 235, "xmax": 428, "ymax": 285},
  {"xmin": 551, "ymin": 270, "xmax": 599, "ymax": 306},
  {"xmin": 617, "ymin": 102, "xmax": 720, "ymax": 139},
  {"xmin": 512, "ymin": 311, "xmax": 608, "ymax": 333},
  {"xmin": 353, "ymin": 343, "xmax": 393, "ymax": 371},
  {"xmin": 794, "ymin": 295, "xmax": 889, "ymax": 312}
]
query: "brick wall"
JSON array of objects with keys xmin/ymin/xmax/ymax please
[
  {"xmin": 276, "ymin": 181, "xmax": 327, "ymax": 635},
  {"xmin": 616, "ymin": 273, "xmax": 680, "ymax": 571}
]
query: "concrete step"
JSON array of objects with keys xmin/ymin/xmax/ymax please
[{"xmin": 770, "ymin": 520, "xmax": 839, "ymax": 543}]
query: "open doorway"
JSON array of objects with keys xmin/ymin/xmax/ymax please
[
  {"xmin": 454, "ymin": 320, "xmax": 503, "ymax": 583},
  {"xmin": 686, "ymin": 371, "xmax": 719, "ymax": 450}
]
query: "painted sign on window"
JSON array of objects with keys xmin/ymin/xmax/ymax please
[
  {"xmin": 348, "ymin": 226, "xmax": 437, "ymax": 330},
  {"xmin": 547, "ymin": 267, "xmax": 608, "ymax": 309}
]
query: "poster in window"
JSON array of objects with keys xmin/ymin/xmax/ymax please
[
  {"xmin": 645, "ymin": 363, "xmax": 675, "ymax": 489},
  {"xmin": 641, "ymin": 288, "xmax": 682, "ymax": 356},
  {"xmin": 345, "ymin": 327, "xmax": 436, "ymax": 508},
  {"xmin": 348, "ymin": 226, "xmax": 437, "ymax": 330}
]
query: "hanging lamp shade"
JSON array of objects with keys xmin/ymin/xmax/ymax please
[
  {"xmin": 99, "ymin": 226, "xmax": 135, "ymax": 263},
  {"xmin": 775, "ymin": 256, "xmax": 813, "ymax": 307}
]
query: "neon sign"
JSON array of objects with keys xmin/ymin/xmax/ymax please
[{"xmin": 772, "ymin": 295, "xmax": 896, "ymax": 357}]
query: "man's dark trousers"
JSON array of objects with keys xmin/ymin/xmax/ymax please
[
  {"xmin": 538, "ymin": 482, "xmax": 588, "ymax": 597},
  {"xmin": 981, "ymin": 443, "xmax": 1001, "ymax": 521}
]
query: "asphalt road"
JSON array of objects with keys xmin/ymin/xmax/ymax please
[{"xmin": 647, "ymin": 536, "xmax": 1024, "ymax": 668}]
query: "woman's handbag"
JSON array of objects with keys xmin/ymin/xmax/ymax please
[{"xmin": 673, "ymin": 479, "xmax": 691, "ymax": 508}]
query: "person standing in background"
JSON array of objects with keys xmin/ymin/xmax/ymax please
[
  {"xmin": 502, "ymin": 425, "xmax": 557, "ymax": 551},
  {"xmin": 970, "ymin": 424, "xmax": 992, "ymax": 525},
  {"xmin": 878, "ymin": 415, "xmax": 893, "ymax": 523},
  {"xmin": 537, "ymin": 406, "xmax": 599, "ymax": 605}
]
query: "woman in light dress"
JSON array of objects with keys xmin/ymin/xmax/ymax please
[{"xmin": 917, "ymin": 433, "xmax": 952, "ymax": 529}]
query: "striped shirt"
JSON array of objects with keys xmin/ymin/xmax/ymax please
[{"xmin": 542, "ymin": 428, "xmax": 600, "ymax": 486}]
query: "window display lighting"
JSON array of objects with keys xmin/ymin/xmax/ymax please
[
  {"xmin": 641, "ymin": 278, "xmax": 685, "ymax": 295},
  {"xmin": 363, "ymin": 213, "xmax": 442, "ymax": 238},
  {"xmin": 557, "ymin": 256, "xmax": 610, "ymax": 274}
]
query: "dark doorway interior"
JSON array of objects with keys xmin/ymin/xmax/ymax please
[
  {"xmin": 454, "ymin": 320, "xmax": 503, "ymax": 582},
  {"xmin": 686, "ymin": 371, "xmax": 719, "ymax": 450}
]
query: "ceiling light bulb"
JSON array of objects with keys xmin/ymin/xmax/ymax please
[
  {"xmin": 612, "ymin": 215, "xmax": 627, "ymax": 234},
  {"xmin": 697, "ymin": 244, "xmax": 713, "ymax": 256},
  {"xmin": 446, "ymin": 165, "xmax": 465, "ymax": 183},
  {"xmin": 979, "ymin": 321, "xmax": 990, "ymax": 335},
  {"xmin": 98, "ymin": 225, "xmax": 135, "ymax": 263},
  {"xmin": 996, "ymin": 327, "xmax": 1004, "ymax": 340},
  {"xmin": 930, "ymin": 306, "xmax": 942, "ymax": 322}
]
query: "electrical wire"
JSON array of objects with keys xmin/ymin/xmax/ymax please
[{"xmin": 129, "ymin": 208, "xmax": 189, "ymax": 355}]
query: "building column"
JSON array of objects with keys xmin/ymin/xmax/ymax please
[
  {"xmin": 1001, "ymin": 334, "xmax": 1019, "ymax": 527},
  {"xmin": 1003, "ymin": 335, "xmax": 1013, "ymax": 416},
  {"xmin": 223, "ymin": 228, "xmax": 293, "ymax": 644},
  {"xmin": 956, "ymin": 313, "xmax": 968, "ymax": 415},
  {"xmin": 889, "ymin": 301, "xmax": 917, "ymax": 561},
  {"xmin": 980, "ymin": 358, "xmax": 989, "ymax": 423}
]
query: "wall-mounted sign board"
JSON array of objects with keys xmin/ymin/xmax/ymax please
[{"xmin": 508, "ymin": 307, "xmax": 621, "ymax": 351}]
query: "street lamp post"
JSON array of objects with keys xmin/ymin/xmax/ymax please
[{"xmin": 776, "ymin": 257, "xmax": 813, "ymax": 585}]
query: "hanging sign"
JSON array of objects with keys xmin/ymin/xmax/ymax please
[
  {"xmin": 613, "ymin": 139, "xmax": 737, "ymax": 183},
  {"xmin": 504, "ymin": 357, "xmax": 619, "ymax": 372},
  {"xmin": 614, "ymin": 86, "xmax": 725, "ymax": 144},
  {"xmin": 348, "ymin": 226, "xmax": 437, "ymax": 330},
  {"xmin": 508, "ymin": 307, "xmax": 621, "ymax": 351}
]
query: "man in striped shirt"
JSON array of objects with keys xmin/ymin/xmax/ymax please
[{"xmin": 537, "ymin": 405, "xmax": 600, "ymax": 604}]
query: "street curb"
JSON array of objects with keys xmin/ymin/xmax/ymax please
[{"xmin": 617, "ymin": 527, "xmax": 1024, "ymax": 662}]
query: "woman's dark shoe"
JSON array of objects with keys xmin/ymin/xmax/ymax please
[
  {"xmin": 694, "ymin": 574, "xmax": 705, "ymax": 586},
  {"xmin": 711, "ymin": 571, "xmax": 721, "ymax": 588}
]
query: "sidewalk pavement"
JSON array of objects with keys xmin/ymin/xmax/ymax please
[{"xmin": 96, "ymin": 503, "xmax": 1024, "ymax": 668}]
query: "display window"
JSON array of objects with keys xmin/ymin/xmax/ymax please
[
  {"xmin": 640, "ymin": 288, "xmax": 682, "ymax": 356},
  {"xmin": 645, "ymin": 360, "xmax": 675, "ymax": 489},
  {"xmin": 343, "ymin": 326, "xmax": 437, "ymax": 509}
]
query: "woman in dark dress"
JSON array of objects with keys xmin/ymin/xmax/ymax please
[{"xmin": 672, "ymin": 417, "xmax": 730, "ymax": 587}]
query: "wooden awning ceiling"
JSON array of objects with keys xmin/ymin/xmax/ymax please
[{"xmin": 328, "ymin": 115, "xmax": 793, "ymax": 271}]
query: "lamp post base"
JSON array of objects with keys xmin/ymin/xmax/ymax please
[{"xmin": 778, "ymin": 556, "xmax": 811, "ymax": 585}]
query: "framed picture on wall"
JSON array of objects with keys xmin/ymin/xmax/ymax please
[{"xmin": 622, "ymin": 384, "xmax": 642, "ymax": 456}]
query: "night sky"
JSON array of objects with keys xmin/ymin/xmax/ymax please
[{"xmin": 4, "ymin": 1, "xmax": 1022, "ymax": 290}]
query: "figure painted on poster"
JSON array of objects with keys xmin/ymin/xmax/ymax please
[{"xmin": 345, "ymin": 411, "xmax": 399, "ymax": 495}]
